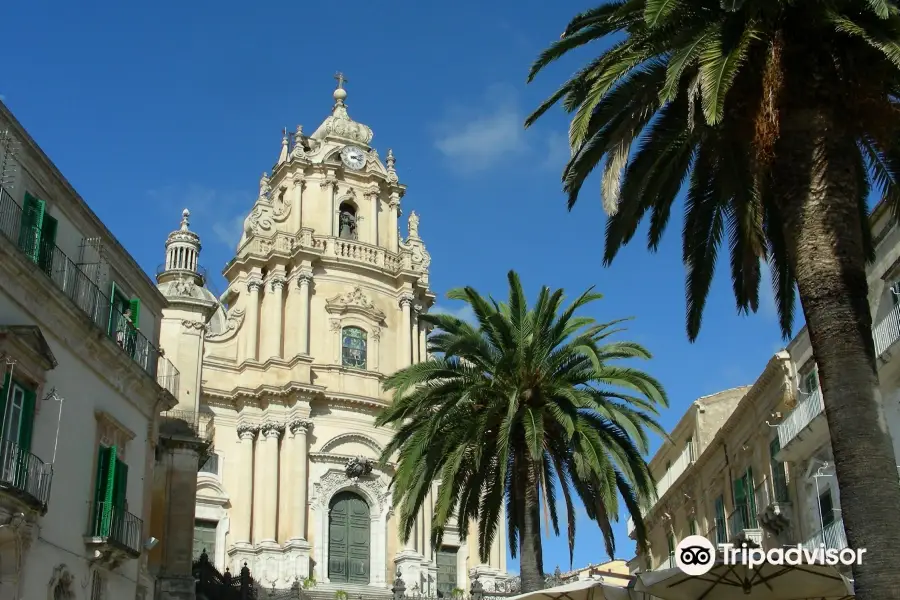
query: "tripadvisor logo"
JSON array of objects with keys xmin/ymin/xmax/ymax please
[{"xmin": 674, "ymin": 535, "xmax": 866, "ymax": 575}]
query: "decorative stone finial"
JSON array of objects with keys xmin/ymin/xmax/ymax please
[
  {"xmin": 386, "ymin": 149, "xmax": 396, "ymax": 170},
  {"xmin": 181, "ymin": 208, "xmax": 190, "ymax": 231},
  {"xmin": 259, "ymin": 172, "xmax": 270, "ymax": 200},
  {"xmin": 334, "ymin": 71, "xmax": 349, "ymax": 103},
  {"xmin": 277, "ymin": 128, "xmax": 289, "ymax": 166}
]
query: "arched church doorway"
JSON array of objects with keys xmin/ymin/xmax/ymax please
[{"xmin": 328, "ymin": 491, "xmax": 371, "ymax": 584}]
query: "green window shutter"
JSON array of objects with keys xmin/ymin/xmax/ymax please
[
  {"xmin": 38, "ymin": 215, "xmax": 57, "ymax": 273},
  {"xmin": 113, "ymin": 458, "xmax": 128, "ymax": 510},
  {"xmin": 107, "ymin": 282, "xmax": 118, "ymax": 336},
  {"xmin": 17, "ymin": 387, "xmax": 35, "ymax": 453},
  {"xmin": 100, "ymin": 446, "xmax": 118, "ymax": 536},
  {"xmin": 129, "ymin": 298, "xmax": 141, "ymax": 328},
  {"xmin": 93, "ymin": 446, "xmax": 112, "ymax": 536},
  {"xmin": 689, "ymin": 519, "xmax": 697, "ymax": 535},
  {"xmin": 667, "ymin": 533, "xmax": 675, "ymax": 555},
  {"xmin": 18, "ymin": 194, "xmax": 45, "ymax": 262},
  {"xmin": 745, "ymin": 467, "xmax": 757, "ymax": 526},
  {"xmin": 733, "ymin": 476, "xmax": 746, "ymax": 505}
]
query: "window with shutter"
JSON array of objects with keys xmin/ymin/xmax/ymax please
[
  {"xmin": 689, "ymin": 519, "xmax": 697, "ymax": 536},
  {"xmin": 193, "ymin": 520, "xmax": 218, "ymax": 561},
  {"xmin": 92, "ymin": 445, "xmax": 127, "ymax": 538},
  {"xmin": 804, "ymin": 369, "xmax": 819, "ymax": 393},
  {"xmin": 819, "ymin": 489, "xmax": 835, "ymax": 528},
  {"xmin": 38, "ymin": 214, "xmax": 57, "ymax": 274},
  {"xmin": 770, "ymin": 437, "xmax": 790, "ymax": 501},
  {"xmin": 17, "ymin": 192, "xmax": 44, "ymax": 262},
  {"xmin": 714, "ymin": 495, "xmax": 727, "ymax": 544}
]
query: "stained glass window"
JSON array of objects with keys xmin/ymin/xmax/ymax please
[{"xmin": 342, "ymin": 326, "xmax": 367, "ymax": 369}]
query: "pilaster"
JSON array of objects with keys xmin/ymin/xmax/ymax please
[
  {"xmin": 259, "ymin": 421, "xmax": 284, "ymax": 545},
  {"xmin": 232, "ymin": 423, "xmax": 258, "ymax": 546},
  {"xmin": 244, "ymin": 278, "xmax": 262, "ymax": 362}
]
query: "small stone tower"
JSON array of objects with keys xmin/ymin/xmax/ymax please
[{"xmin": 150, "ymin": 209, "xmax": 223, "ymax": 600}]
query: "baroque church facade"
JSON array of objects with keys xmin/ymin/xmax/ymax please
[{"xmin": 154, "ymin": 79, "xmax": 511, "ymax": 594}]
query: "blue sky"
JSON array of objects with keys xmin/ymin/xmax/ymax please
[{"xmin": 3, "ymin": 0, "xmax": 789, "ymax": 576}]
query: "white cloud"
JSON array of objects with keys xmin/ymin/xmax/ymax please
[
  {"xmin": 147, "ymin": 184, "xmax": 249, "ymax": 249},
  {"xmin": 432, "ymin": 83, "xmax": 529, "ymax": 174},
  {"xmin": 431, "ymin": 303, "xmax": 477, "ymax": 325},
  {"xmin": 542, "ymin": 131, "xmax": 571, "ymax": 172},
  {"xmin": 432, "ymin": 84, "xmax": 577, "ymax": 177}
]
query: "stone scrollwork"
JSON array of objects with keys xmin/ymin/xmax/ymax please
[
  {"xmin": 48, "ymin": 564, "xmax": 76, "ymax": 600},
  {"xmin": 312, "ymin": 468, "xmax": 390, "ymax": 511},
  {"xmin": 270, "ymin": 276, "xmax": 286, "ymax": 292},
  {"xmin": 345, "ymin": 456, "xmax": 374, "ymax": 479},
  {"xmin": 260, "ymin": 421, "xmax": 284, "ymax": 439},
  {"xmin": 247, "ymin": 279, "xmax": 263, "ymax": 293},
  {"xmin": 329, "ymin": 319, "xmax": 341, "ymax": 332},
  {"xmin": 172, "ymin": 277, "xmax": 196, "ymax": 297},
  {"xmin": 295, "ymin": 271, "xmax": 314, "ymax": 287},
  {"xmin": 181, "ymin": 319, "xmax": 209, "ymax": 332},
  {"xmin": 398, "ymin": 293, "xmax": 414, "ymax": 308},
  {"xmin": 236, "ymin": 423, "xmax": 259, "ymax": 440},
  {"xmin": 206, "ymin": 308, "xmax": 245, "ymax": 342},
  {"xmin": 371, "ymin": 326, "xmax": 382, "ymax": 342},
  {"xmin": 288, "ymin": 419, "xmax": 312, "ymax": 435}
]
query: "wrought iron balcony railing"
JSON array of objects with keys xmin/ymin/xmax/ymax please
[
  {"xmin": 0, "ymin": 187, "xmax": 180, "ymax": 397},
  {"xmin": 0, "ymin": 438, "xmax": 52, "ymax": 511},
  {"xmin": 85, "ymin": 500, "xmax": 143, "ymax": 556}
]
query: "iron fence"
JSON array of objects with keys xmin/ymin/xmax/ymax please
[
  {"xmin": 0, "ymin": 186, "xmax": 180, "ymax": 398},
  {"xmin": 0, "ymin": 438, "xmax": 52, "ymax": 512},
  {"xmin": 85, "ymin": 500, "xmax": 143, "ymax": 556}
]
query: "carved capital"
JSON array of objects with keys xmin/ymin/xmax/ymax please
[
  {"xmin": 292, "ymin": 173, "xmax": 305, "ymax": 187},
  {"xmin": 270, "ymin": 276, "xmax": 286, "ymax": 291},
  {"xmin": 181, "ymin": 319, "xmax": 209, "ymax": 332},
  {"xmin": 389, "ymin": 199, "xmax": 400, "ymax": 210},
  {"xmin": 237, "ymin": 423, "xmax": 258, "ymax": 440},
  {"xmin": 247, "ymin": 279, "xmax": 263, "ymax": 293},
  {"xmin": 330, "ymin": 319, "xmax": 342, "ymax": 332},
  {"xmin": 289, "ymin": 419, "xmax": 312, "ymax": 435},
  {"xmin": 372, "ymin": 326, "xmax": 382, "ymax": 342},
  {"xmin": 399, "ymin": 294, "xmax": 414, "ymax": 308},
  {"xmin": 320, "ymin": 176, "xmax": 337, "ymax": 190},
  {"xmin": 260, "ymin": 421, "xmax": 284, "ymax": 439},
  {"xmin": 363, "ymin": 184, "xmax": 380, "ymax": 199},
  {"xmin": 295, "ymin": 271, "xmax": 314, "ymax": 287}
]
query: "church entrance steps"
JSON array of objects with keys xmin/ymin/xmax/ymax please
[{"xmin": 304, "ymin": 582, "xmax": 393, "ymax": 600}]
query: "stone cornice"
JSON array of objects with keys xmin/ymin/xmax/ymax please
[
  {"xmin": 202, "ymin": 381, "xmax": 322, "ymax": 402},
  {"xmin": 308, "ymin": 451, "xmax": 396, "ymax": 472}
]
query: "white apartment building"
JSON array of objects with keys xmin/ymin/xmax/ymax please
[
  {"xmin": 626, "ymin": 199, "xmax": 900, "ymax": 572},
  {"xmin": 0, "ymin": 103, "xmax": 180, "ymax": 599}
]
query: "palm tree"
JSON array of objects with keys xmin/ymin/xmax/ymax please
[
  {"xmin": 525, "ymin": 1, "xmax": 900, "ymax": 596},
  {"xmin": 375, "ymin": 271, "xmax": 667, "ymax": 592}
]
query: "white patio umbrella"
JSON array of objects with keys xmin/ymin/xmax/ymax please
[
  {"xmin": 633, "ymin": 561, "xmax": 854, "ymax": 600},
  {"xmin": 509, "ymin": 577, "xmax": 635, "ymax": 600}
]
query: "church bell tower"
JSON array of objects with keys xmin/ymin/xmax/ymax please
[{"xmin": 167, "ymin": 76, "xmax": 508, "ymax": 593}]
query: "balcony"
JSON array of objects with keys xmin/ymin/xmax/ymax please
[
  {"xmin": 159, "ymin": 409, "xmax": 215, "ymax": 467},
  {"xmin": 727, "ymin": 501, "xmax": 763, "ymax": 546},
  {"xmin": 776, "ymin": 389, "xmax": 828, "ymax": 463},
  {"xmin": 874, "ymin": 303, "xmax": 900, "ymax": 359},
  {"xmin": 0, "ymin": 187, "xmax": 180, "ymax": 398},
  {"xmin": 803, "ymin": 518, "xmax": 848, "ymax": 552},
  {"xmin": 627, "ymin": 444, "xmax": 695, "ymax": 538},
  {"xmin": 706, "ymin": 517, "xmax": 728, "ymax": 546},
  {"xmin": 653, "ymin": 555, "xmax": 676, "ymax": 571},
  {"xmin": 0, "ymin": 439, "xmax": 52, "ymax": 513},
  {"xmin": 755, "ymin": 476, "xmax": 793, "ymax": 538},
  {"xmin": 84, "ymin": 501, "xmax": 143, "ymax": 564}
]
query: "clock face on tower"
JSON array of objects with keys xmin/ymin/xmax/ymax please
[{"xmin": 340, "ymin": 145, "xmax": 366, "ymax": 170}]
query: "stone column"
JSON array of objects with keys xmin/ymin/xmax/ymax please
[
  {"xmin": 399, "ymin": 295, "xmax": 413, "ymax": 368},
  {"xmin": 288, "ymin": 419, "xmax": 312, "ymax": 542},
  {"xmin": 245, "ymin": 279, "xmax": 262, "ymax": 362},
  {"xmin": 419, "ymin": 323, "xmax": 428, "ymax": 362},
  {"xmin": 292, "ymin": 173, "xmax": 305, "ymax": 233},
  {"xmin": 267, "ymin": 276, "xmax": 286, "ymax": 360},
  {"xmin": 321, "ymin": 175, "xmax": 337, "ymax": 236},
  {"xmin": 234, "ymin": 424, "xmax": 258, "ymax": 545},
  {"xmin": 411, "ymin": 308, "xmax": 420, "ymax": 364},
  {"xmin": 423, "ymin": 484, "xmax": 433, "ymax": 559},
  {"xmin": 259, "ymin": 421, "xmax": 283, "ymax": 544},
  {"xmin": 297, "ymin": 272, "xmax": 313, "ymax": 355},
  {"xmin": 389, "ymin": 195, "xmax": 400, "ymax": 253},
  {"xmin": 366, "ymin": 186, "xmax": 379, "ymax": 246}
]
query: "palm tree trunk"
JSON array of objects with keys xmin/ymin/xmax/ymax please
[
  {"xmin": 516, "ymin": 454, "xmax": 545, "ymax": 592},
  {"xmin": 772, "ymin": 106, "xmax": 900, "ymax": 598}
]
